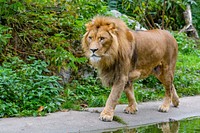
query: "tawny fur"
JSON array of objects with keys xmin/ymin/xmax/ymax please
[{"xmin": 82, "ymin": 16, "xmax": 179, "ymax": 122}]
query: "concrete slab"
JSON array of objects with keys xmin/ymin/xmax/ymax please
[{"xmin": 0, "ymin": 96, "xmax": 200, "ymax": 133}]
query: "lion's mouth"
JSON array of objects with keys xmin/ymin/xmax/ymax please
[
  {"xmin": 90, "ymin": 54, "xmax": 101, "ymax": 62},
  {"xmin": 91, "ymin": 54, "xmax": 100, "ymax": 57}
]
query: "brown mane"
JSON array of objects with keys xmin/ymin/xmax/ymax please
[{"xmin": 82, "ymin": 16, "xmax": 135, "ymax": 86}]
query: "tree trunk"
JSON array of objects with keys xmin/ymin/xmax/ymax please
[{"xmin": 179, "ymin": 5, "xmax": 199, "ymax": 38}]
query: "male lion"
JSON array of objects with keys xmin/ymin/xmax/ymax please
[{"xmin": 82, "ymin": 16, "xmax": 179, "ymax": 122}]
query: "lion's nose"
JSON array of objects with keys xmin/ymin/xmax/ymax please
[{"xmin": 90, "ymin": 48, "xmax": 98, "ymax": 53}]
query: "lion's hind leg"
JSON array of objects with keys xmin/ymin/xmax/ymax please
[
  {"xmin": 171, "ymin": 84, "xmax": 179, "ymax": 107},
  {"xmin": 158, "ymin": 85, "xmax": 172, "ymax": 112},
  {"xmin": 123, "ymin": 81, "xmax": 138, "ymax": 114},
  {"xmin": 154, "ymin": 64, "xmax": 179, "ymax": 112}
]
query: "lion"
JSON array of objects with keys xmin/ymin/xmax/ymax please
[{"xmin": 82, "ymin": 16, "xmax": 179, "ymax": 122}]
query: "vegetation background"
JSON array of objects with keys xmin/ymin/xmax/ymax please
[{"xmin": 0, "ymin": 0, "xmax": 199, "ymax": 117}]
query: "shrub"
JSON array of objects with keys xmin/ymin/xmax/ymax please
[
  {"xmin": 192, "ymin": 0, "xmax": 200, "ymax": 35},
  {"xmin": 0, "ymin": 25, "xmax": 12, "ymax": 54},
  {"xmin": 112, "ymin": 0, "xmax": 197, "ymax": 31},
  {"xmin": 0, "ymin": 0, "xmax": 107, "ymax": 73},
  {"xmin": 174, "ymin": 52, "xmax": 200, "ymax": 96},
  {"xmin": 0, "ymin": 57, "xmax": 64, "ymax": 117},
  {"xmin": 173, "ymin": 32, "xmax": 198, "ymax": 54},
  {"xmin": 62, "ymin": 76, "xmax": 110, "ymax": 109}
]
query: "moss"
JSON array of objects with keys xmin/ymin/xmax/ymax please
[{"xmin": 113, "ymin": 115, "xmax": 127, "ymax": 125}]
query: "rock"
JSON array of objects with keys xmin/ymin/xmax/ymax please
[{"xmin": 109, "ymin": 10, "xmax": 146, "ymax": 31}]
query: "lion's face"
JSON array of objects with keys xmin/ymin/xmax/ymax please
[
  {"xmin": 83, "ymin": 28, "xmax": 113, "ymax": 63},
  {"xmin": 82, "ymin": 16, "xmax": 133, "ymax": 68}
]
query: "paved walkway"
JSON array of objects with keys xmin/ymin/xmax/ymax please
[{"xmin": 0, "ymin": 96, "xmax": 200, "ymax": 133}]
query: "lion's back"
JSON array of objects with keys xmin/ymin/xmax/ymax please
[{"xmin": 133, "ymin": 29, "xmax": 178, "ymax": 70}]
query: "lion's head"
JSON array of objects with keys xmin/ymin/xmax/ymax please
[{"xmin": 82, "ymin": 16, "xmax": 135, "ymax": 68}]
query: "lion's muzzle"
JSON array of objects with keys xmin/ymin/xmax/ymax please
[
  {"xmin": 89, "ymin": 48, "xmax": 102, "ymax": 62},
  {"xmin": 90, "ymin": 55, "xmax": 101, "ymax": 62},
  {"xmin": 90, "ymin": 48, "xmax": 98, "ymax": 53}
]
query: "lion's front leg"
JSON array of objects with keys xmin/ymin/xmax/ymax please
[
  {"xmin": 99, "ymin": 107, "xmax": 114, "ymax": 122},
  {"xmin": 99, "ymin": 77, "xmax": 127, "ymax": 122},
  {"xmin": 123, "ymin": 81, "xmax": 138, "ymax": 114}
]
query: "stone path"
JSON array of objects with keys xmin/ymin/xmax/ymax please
[{"xmin": 0, "ymin": 96, "xmax": 200, "ymax": 133}]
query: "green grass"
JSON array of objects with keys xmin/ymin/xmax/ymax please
[
  {"xmin": 113, "ymin": 115, "xmax": 127, "ymax": 125},
  {"xmin": 175, "ymin": 52, "xmax": 200, "ymax": 96}
]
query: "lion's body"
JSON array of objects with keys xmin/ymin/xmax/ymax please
[
  {"xmin": 82, "ymin": 16, "xmax": 179, "ymax": 122},
  {"xmin": 132, "ymin": 30, "xmax": 178, "ymax": 79}
]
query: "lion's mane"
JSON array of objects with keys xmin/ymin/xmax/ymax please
[{"xmin": 82, "ymin": 16, "xmax": 136, "ymax": 86}]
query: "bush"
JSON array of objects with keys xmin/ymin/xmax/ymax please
[
  {"xmin": 192, "ymin": 0, "xmax": 200, "ymax": 35},
  {"xmin": 115, "ymin": 0, "xmax": 187, "ymax": 30},
  {"xmin": 173, "ymin": 32, "xmax": 198, "ymax": 54},
  {"xmin": 0, "ymin": 0, "xmax": 107, "ymax": 72},
  {"xmin": 0, "ymin": 57, "xmax": 64, "ymax": 117},
  {"xmin": 0, "ymin": 25, "xmax": 12, "ymax": 54},
  {"xmin": 0, "ymin": 0, "xmax": 199, "ymax": 114},
  {"xmin": 0, "ymin": 0, "xmax": 109, "ymax": 116},
  {"xmin": 62, "ymin": 76, "xmax": 110, "ymax": 109},
  {"xmin": 174, "ymin": 52, "xmax": 200, "ymax": 96}
]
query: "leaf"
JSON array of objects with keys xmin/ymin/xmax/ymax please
[{"xmin": 38, "ymin": 106, "xmax": 44, "ymax": 112}]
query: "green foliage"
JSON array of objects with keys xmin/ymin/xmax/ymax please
[
  {"xmin": 44, "ymin": 42, "xmax": 86, "ymax": 72},
  {"xmin": 116, "ymin": 0, "xmax": 196, "ymax": 30},
  {"xmin": 0, "ymin": 0, "xmax": 199, "ymax": 116},
  {"xmin": 0, "ymin": 25, "xmax": 12, "ymax": 53},
  {"xmin": 108, "ymin": 0, "xmax": 118, "ymax": 10},
  {"xmin": 174, "ymin": 52, "xmax": 200, "ymax": 96},
  {"xmin": 62, "ymin": 76, "xmax": 110, "ymax": 109},
  {"xmin": 113, "ymin": 115, "xmax": 127, "ymax": 125},
  {"xmin": 192, "ymin": 0, "xmax": 200, "ymax": 35},
  {"xmin": 0, "ymin": 57, "xmax": 64, "ymax": 117},
  {"xmin": 0, "ymin": 0, "xmax": 107, "ymax": 72},
  {"xmin": 0, "ymin": 0, "xmax": 108, "ymax": 117},
  {"xmin": 169, "ymin": 32, "xmax": 199, "ymax": 97},
  {"xmin": 173, "ymin": 32, "xmax": 198, "ymax": 54}
]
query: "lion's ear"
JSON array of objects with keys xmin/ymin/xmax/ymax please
[
  {"xmin": 108, "ymin": 22, "xmax": 118, "ymax": 33},
  {"xmin": 108, "ymin": 23, "xmax": 115, "ymax": 29},
  {"xmin": 85, "ymin": 22, "xmax": 94, "ymax": 31}
]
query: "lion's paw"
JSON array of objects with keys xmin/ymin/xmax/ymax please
[
  {"xmin": 99, "ymin": 114, "xmax": 113, "ymax": 122},
  {"xmin": 158, "ymin": 104, "xmax": 169, "ymax": 112},
  {"xmin": 124, "ymin": 105, "xmax": 138, "ymax": 114},
  {"xmin": 99, "ymin": 109, "xmax": 114, "ymax": 122},
  {"xmin": 172, "ymin": 96, "xmax": 180, "ymax": 107}
]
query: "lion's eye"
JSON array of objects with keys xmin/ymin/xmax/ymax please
[
  {"xmin": 88, "ymin": 36, "xmax": 92, "ymax": 40},
  {"xmin": 99, "ymin": 37, "xmax": 105, "ymax": 41}
]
